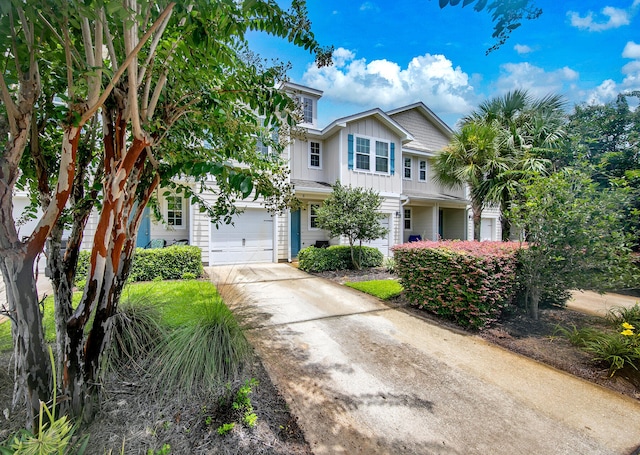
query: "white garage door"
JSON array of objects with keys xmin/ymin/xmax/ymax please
[
  {"xmin": 363, "ymin": 215, "xmax": 391, "ymax": 257},
  {"xmin": 210, "ymin": 209, "xmax": 274, "ymax": 265}
]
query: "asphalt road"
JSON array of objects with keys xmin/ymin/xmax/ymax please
[{"xmin": 207, "ymin": 263, "xmax": 640, "ymax": 455}]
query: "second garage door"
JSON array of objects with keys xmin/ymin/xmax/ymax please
[{"xmin": 210, "ymin": 209, "xmax": 274, "ymax": 265}]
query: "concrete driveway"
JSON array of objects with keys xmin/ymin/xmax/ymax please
[{"xmin": 208, "ymin": 263, "xmax": 640, "ymax": 455}]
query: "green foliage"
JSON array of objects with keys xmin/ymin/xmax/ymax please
[
  {"xmin": 509, "ymin": 170, "xmax": 634, "ymax": 319},
  {"xmin": 345, "ymin": 280, "xmax": 403, "ymax": 300},
  {"xmin": 315, "ymin": 181, "xmax": 388, "ymax": 269},
  {"xmin": 148, "ymin": 296, "xmax": 250, "ymax": 395},
  {"xmin": 0, "ymin": 348, "xmax": 89, "ymax": 455},
  {"xmin": 382, "ymin": 257, "xmax": 396, "ymax": 274},
  {"xmin": 216, "ymin": 423, "xmax": 235, "ymax": 436},
  {"xmin": 393, "ymin": 241, "xmax": 521, "ymax": 330},
  {"xmin": 436, "ymin": 0, "xmax": 542, "ymax": 54},
  {"xmin": 103, "ymin": 299, "xmax": 166, "ymax": 374},
  {"xmin": 561, "ymin": 93, "xmax": 640, "ymax": 250},
  {"xmin": 559, "ymin": 306, "xmax": 640, "ymax": 377},
  {"xmin": 147, "ymin": 444, "xmax": 171, "ymax": 455},
  {"xmin": 298, "ymin": 245, "xmax": 383, "ymax": 272},
  {"xmin": 75, "ymin": 246, "xmax": 203, "ymax": 284}
]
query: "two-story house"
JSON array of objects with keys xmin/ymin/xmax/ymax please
[{"xmin": 14, "ymin": 82, "xmax": 500, "ymax": 268}]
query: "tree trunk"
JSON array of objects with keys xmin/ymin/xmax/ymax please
[
  {"xmin": 1, "ymin": 254, "xmax": 52, "ymax": 428},
  {"xmin": 528, "ymin": 286, "xmax": 540, "ymax": 320},
  {"xmin": 472, "ymin": 202, "xmax": 482, "ymax": 241}
]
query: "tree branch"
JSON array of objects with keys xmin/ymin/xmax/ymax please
[{"xmin": 79, "ymin": 2, "xmax": 176, "ymax": 126}]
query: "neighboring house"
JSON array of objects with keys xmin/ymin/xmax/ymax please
[{"xmin": 11, "ymin": 82, "xmax": 502, "ymax": 268}]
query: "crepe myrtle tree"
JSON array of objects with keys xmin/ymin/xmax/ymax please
[
  {"xmin": 315, "ymin": 181, "xmax": 389, "ymax": 270},
  {"xmin": 0, "ymin": 0, "xmax": 331, "ymax": 425}
]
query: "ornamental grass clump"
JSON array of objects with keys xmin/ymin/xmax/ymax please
[{"xmin": 393, "ymin": 241, "xmax": 521, "ymax": 330}]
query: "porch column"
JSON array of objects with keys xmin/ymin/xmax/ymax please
[{"xmin": 432, "ymin": 204, "xmax": 440, "ymax": 241}]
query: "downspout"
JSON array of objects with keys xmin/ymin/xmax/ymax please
[{"xmin": 339, "ymin": 129, "xmax": 343, "ymax": 183}]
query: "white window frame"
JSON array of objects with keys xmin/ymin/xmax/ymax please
[
  {"xmin": 165, "ymin": 195, "xmax": 186, "ymax": 229},
  {"xmin": 404, "ymin": 157, "xmax": 412, "ymax": 180},
  {"xmin": 375, "ymin": 140, "xmax": 389, "ymax": 173},
  {"xmin": 308, "ymin": 141, "xmax": 322, "ymax": 169},
  {"xmin": 309, "ymin": 203, "xmax": 320, "ymax": 230},
  {"xmin": 353, "ymin": 135, "xmax": 391, "ymax": 174},
  {"xmin": 419, "ymin": 160, "xmax": 427, "ymax": 181},
  {"xmin": 301, "ymin": 96, "xmax": 314, "ymax": 124},
  {"xmin": 256, "ymin": 137, "xmax": 270, "ymax": 155},
  {"xmin": 404, "ymin": 208, "xmax": 411, "ymax": 230}
]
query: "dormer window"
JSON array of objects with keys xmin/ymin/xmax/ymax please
[{"xmin": 302, "ymin": 97, "xmax": 313, "ymax": 124}]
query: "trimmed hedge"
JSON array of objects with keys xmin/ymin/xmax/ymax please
[
  {"xmin": 393, "ymin": 241, "xmax": 520, "ymax": 330},
  {"xmin": 76, "ymin": 245, "xmax": 203, "ymax": 283},
  {"xmin": 298, "ymin": 245, "xmax": 383, "ymax": 272}
]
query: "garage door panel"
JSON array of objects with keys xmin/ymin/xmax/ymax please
[
  {"xmin": 362, "ymin": 216, "xmax": 390, "ymax": 257},
  {"xmin": 210, "ymin": 209, "xmax": 274, "ymax": 264}
]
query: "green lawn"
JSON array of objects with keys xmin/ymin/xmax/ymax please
[
  {"xmin": 345, "ymin": 279, "xmax": 403, "ymax": 300},
  {"xmin": 0, "ymin": 280, "xmax": 218, "ymax": 352}
]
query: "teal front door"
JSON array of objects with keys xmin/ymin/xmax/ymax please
[
  {"xmin": 291, "ymin": 210, "xmax": 301, "ymax": 257},
  {"xmin": 136, "ymin": 207, "xmax": 151, "ymax": 248}
]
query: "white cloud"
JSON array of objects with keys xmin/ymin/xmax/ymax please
[
  {"xmin": 587, "ymin": 79, "xmax": 619, "ymax": 104},
  {"xmin": 359, "ymin": 2, "xmax": 380, "ymax": 12},
  {"xmin": 568, "ymin": 6, "xmax": 631, "ymax": 31},
  {"xmin": 495, "ymin": 63, "xmax": 579, "ymax": 99},
  {"xmin": 622, "ymin": 41, "xmax": 640, "ymax": 59},
  {"xmin": 514, "ymin": 44, "xmax": 533, "ymax": 55},
  {"xmin": 301, "ymin": 47, "xmax": 477, "ymax": 116}
]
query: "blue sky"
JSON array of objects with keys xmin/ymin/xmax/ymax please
[{"xmin": 248, "ymin": 0, "xmax": 640, "ymax": 129}]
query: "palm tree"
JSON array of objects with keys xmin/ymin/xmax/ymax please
[
  {"xmin": 464, "ymin": 90, "xmax": 566, "ymax": 240},
  {"xmin": 433, "ymin": 121, "xmax": 506, "ymax": 241}
]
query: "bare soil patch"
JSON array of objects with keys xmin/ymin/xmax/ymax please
[{"xmin": 316, "ymin": 267, "xmax": 640, "ymax": 402}]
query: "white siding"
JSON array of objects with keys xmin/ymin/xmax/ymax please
[{"xmin": 401, "ymin": 154, "xmax": 466, "ymax": 200}]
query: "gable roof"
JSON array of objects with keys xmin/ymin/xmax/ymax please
[
  {"xmin": 386, "ymin": 102, "xmax": 454, "ymax": 139},
  {"xmin": 320, "ymin": 108, "xmax": 414, "ymax": 143}
]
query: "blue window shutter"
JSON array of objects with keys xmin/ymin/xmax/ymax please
[
  {"xmin": 390, "ymin": 142, "xmax": 395, "ymax": 175},
  {"xmin": 348, "ymin": 134, "xmax": 354, "ymax": 170}
]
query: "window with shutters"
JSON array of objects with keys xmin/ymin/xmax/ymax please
[{"xmin": 351, "ymin": 135, "xmax": 391, "ymax": 174}]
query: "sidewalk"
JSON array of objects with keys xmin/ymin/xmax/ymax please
[{"xmin": 568, "ymin": 290, "xmax": 639, "ymax": 317}]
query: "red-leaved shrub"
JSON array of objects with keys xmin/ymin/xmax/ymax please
[{"xmin": 392, "ymin": 241, "xmax": 522, "ymax": 330}]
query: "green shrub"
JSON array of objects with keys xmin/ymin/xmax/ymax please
[
  {"xmin": 75, "ymin": 246, "xmax": 203, "ymax": 284},
  {"xmin": 298, "ymin": 245, "xmax": 383, "ymax": 272},
  {"xmin": 560, "ymin": 309, "xmax": 640, "ymax": 377},
  {"xmin": 148, "ymin": 296, "xmax": 250, "ymax": 395},
  {"xmin": 393, "ymin": 241, "xmax": 520, "ymax": 330}
]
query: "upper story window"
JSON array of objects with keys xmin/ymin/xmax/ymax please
[
  {"xmin": 375, "ymin": 141, "xmax": 389, "ymax": 173},
  {"xmin": 309, "ymin": 141, "xmax": 321, "ymax": 168},
  {"xmin": 309, "ymin": 203, "xmax": 320, "ymax": 229},
  {"xmin": 419, "ymin": 160, "xmax": 427, "ymax": 181},
  {"xmin": 256, "ymin": 138, "xmax": 270, "ymax": 155},
  {"xmin": 355, "ymin": 137, "xmax": 371, "ymax": 171},
  {"xmin": 301, "ymin": 96, "xmax": 313, "ymax": 124},
  {"xmin": 166, "ymin": 195, "xmax": 185, "ymax": 228},
  {"xmin": 353, "ymin": 135, "xmax": 391, "ymax": 174},
  {"xmin": 404, "ymin": 157, "xmax": 412, "ymax": 179}
]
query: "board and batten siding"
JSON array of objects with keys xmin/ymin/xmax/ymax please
[
  {"xmin": 401, "ymin": 154, "xmax": 466, "ymax": 200},
  {"xmin": 342, "ymin": 118, "xmax": 403, "ymax": 195},
  {"xmin": 289, "ymin": 134, "xmax": 340, "ymax": 185}
]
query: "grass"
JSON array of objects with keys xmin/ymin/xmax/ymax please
[
  {"xmin": 345, "ymin": 279, "xmax": 403, "ymax": 300},
  {"xmin": 0, "ymin": 280, "xmax": 222, "ymax": 352}
]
